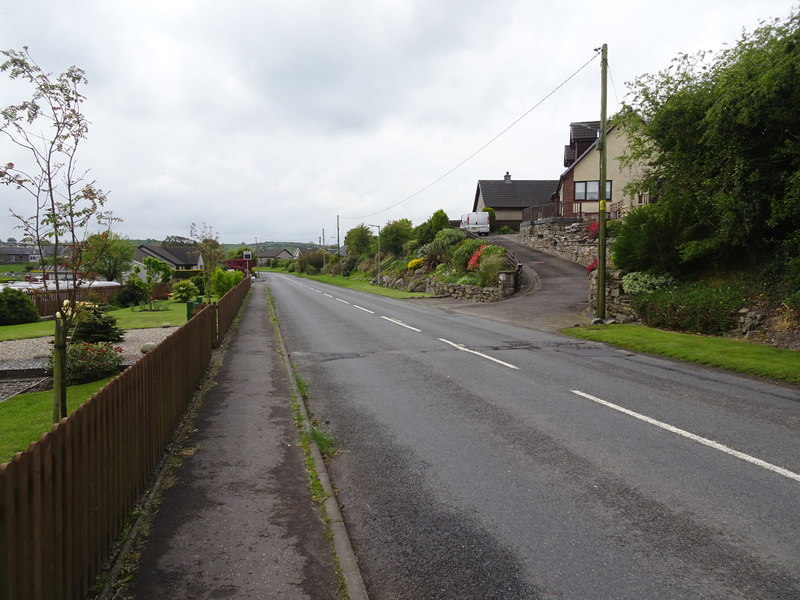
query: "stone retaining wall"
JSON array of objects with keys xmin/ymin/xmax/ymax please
[
  {"xmin": 519, "ymin": 219, "xmax": 636, "ymax": 320},
  {"xmin": 518, "ymin": 219, "xmax": 597, "ymax": 266},
  {"xmin": 373, "ymin": 271, "xmax": 511, "ymax": 303}
]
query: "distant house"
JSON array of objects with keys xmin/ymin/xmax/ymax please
[
  {"xmin": 133, "ymin": 244, "xmax": 203, "ymax": 274},
  {"xmin": 472, "ymin": 172, "xmax": 558, "ymax": 230},
  {"xmin": 256, "ymin": 247, "xmax": 293, "ymax": 265},
  {"xmin": 0, "ymin": 245, "xmax": 63, "ymax": 263},
  {"xmin": 554, "ymin": 121, "xmax": 649, "ymax": 219}
]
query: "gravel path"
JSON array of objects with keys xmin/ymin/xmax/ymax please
[
  {"xmin": 0, "ymin": 327, "xmax": 178, "ymax": 363},
  {"xmin": 0, "ymin": 327, "xmax": 178, "ymax": 402}
]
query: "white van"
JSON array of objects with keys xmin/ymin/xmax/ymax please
[{"xmin": 460, "ymin": 212, "xmax": 490, "ymax": 235}]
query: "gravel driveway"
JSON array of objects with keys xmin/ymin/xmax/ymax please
[{"xmin": 0, "ymin": 327, "xmax": 178, "ymax": 401}]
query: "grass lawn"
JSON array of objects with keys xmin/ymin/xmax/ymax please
[
  {"xmin": 0, "ymin": 301, "xmax": 189, "ymax": 341},
  {"xmin": 562, "ymin": 324, "xmax": 800, "ymax": 385},
  {"xmin": 258, "ymin": 269, "xmax": 431, "ymax": 299},
  {"xmin": 0, "ymin": 377, "xmax": 114, "ymax": 463},
  {"xmin": 0, "ymin": 263, "xmax": 33, "ymax": 281}
]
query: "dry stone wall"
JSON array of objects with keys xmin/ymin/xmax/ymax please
[{"xmin": 519, "ymin": 219, "xmax": 636, "ymax": 321}]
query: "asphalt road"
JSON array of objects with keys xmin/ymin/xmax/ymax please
[{"xmin": 267, "ymin": 272, "xmax": 800, "ymax": 600}]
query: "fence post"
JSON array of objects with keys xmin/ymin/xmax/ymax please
[{"xmin": 212, "ymin": 303, "xmax": 220, "ymax": 349}]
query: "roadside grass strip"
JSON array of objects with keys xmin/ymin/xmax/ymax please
[
  {"xmin": 563, "ymin": 324, "xmax": 800, "ymax": 385},
  {"xmin": 571, "ymin": 390, "xmax": 800, "ymax": 483}
]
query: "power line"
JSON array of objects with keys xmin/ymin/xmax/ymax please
[{"xmin": 342, "ymin": 50, "xmax": 602, "ymax": 221}]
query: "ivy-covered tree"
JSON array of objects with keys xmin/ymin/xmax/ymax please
[
  {"xmin": 0, "ymin": 48, "xmax": 112, "ymax": 421},
  {"xmin": 617, "ymin": 11, "xmax": 800, "ymax": 272}
]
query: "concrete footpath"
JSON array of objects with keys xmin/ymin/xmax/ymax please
[{"xmin": 124, "ymin": 281, "xmax": 341, "ymax": 599}]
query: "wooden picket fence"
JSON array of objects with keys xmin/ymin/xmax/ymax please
[{"xmin": 0, "ymin": 276, "xmax": 251, "ymax": 600}]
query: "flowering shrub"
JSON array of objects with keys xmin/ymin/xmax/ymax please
[
  {"xmin": 449, "ymin": 238, "xmax": 486, "ymax": 273},
  {"xmin": 47, "ymin": 341, "xmax": 124, "ymax": 385},
  {"xmin": 407, "ymin": 257, "xmax": 425, "ymax": 270},
  {"xmin": 467, "ymin": 245, "xmax": 488, "ymax": 271},
  {"xmin": 586, "ymin": 258, "xmax": 598, "ymax": 273},
  {"xmin": 587, "ymin": 221, "xmax": 600, "ymax": 240},
  {"xmin": 621, "ymin": 271, "xmax": 675, "ymax": 295}
]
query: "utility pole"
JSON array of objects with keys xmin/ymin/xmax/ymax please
[
  {"xmin": 336, "ymin": 215, "xmax": 341, "ymax": 276},
  {"xmin": 597, "ymin": 43, "xmax": 608, "ymax": 320},
  {"xmin": 368, "ymin": 224, "xmax": 381, "ymax": 285},
  {"xmin": 322, "ymin": 228, "xmax": 326, "ymax": 271}
]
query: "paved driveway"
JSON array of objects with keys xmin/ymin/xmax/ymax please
[{"xmin": 419, "ymin": 234, "xmax": 591, "ymax": 332}]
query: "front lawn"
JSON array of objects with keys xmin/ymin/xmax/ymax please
[
  {"xmin": 0, "ymin": 301, "xmax": 189, "ymax": 342},
  {"xmin": 562, "ymin": 324, "xmax": 800, "ymax": 385},
  {"xmin": 0, "ymin": 377, "xmax": 114, "ymax": 463}
]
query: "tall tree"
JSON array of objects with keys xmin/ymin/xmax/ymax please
[
  {"xmin": 83, "ymin": 231, "xmax": 134, "ymax": 282},
  {"xmin": 190, "ymin": 222, "xmax": 224, "ymax": 302},
  {"xmin": 0, "ymin": 48, "xmax": 111, "ymax": 421},
  {"xmin": 617, "ymin": 11, "xmax": 800, "ymax": 270},
  {"xmin": 344, "ymin": 224, "xmax": 373, "ymax": 257}
]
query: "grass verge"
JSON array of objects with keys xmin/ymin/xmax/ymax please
[
  {"xmin": 562, "ymin": 324, "xmax": 800, "ymax": 385},
  {"xmin": 259, "ymin": 268, "xmax": 430, "ymax": 299},
  {"xmin": 0, "ymin": 377, "xmax": 114, "ymax": 463},
  {"xmin": 267, "ymin": 285, "xmax": 348, "ymax": 597}
]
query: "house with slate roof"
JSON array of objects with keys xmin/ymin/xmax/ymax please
[
  {"xmin": 472, "ymin": 172, "xmax": 559, "ymax": 231},
  {"xmin": 554, "ymin": 121, "xmax": 649, "ymax": 219},
  {"xmin": 134, "ymin": 244, "xmax": 203, "ymax": 273},
  {"xmin": 256, "ymin": 247, "xmax": 293, "ymax": 265}
]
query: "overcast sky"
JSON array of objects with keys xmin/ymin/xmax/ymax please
[{"xmin": 0, "ymin": 0, "xmax": 793, "ymax": 246}]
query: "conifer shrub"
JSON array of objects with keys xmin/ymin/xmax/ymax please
[{"xmin": 71, "ymin": 306, "xmax": 124, "ymax": 343}]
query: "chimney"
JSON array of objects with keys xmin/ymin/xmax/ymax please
[{"xmin": 504, "ymin": 171, "xmax": 511, "ymax": 183}]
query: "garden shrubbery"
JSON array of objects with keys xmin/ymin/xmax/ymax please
[
  {"xmin": 71, "ymin": 305, "xmax": 124, "ymax": 343},
  {"xmin": 211, "ymin": 268, "xmax": 244, "ymax": 297},
  {"xmin": 0, "ymin": 287, "xmax": 39, "ymax": 325},
  {"xmin": 111, "ymin": 279, "xmax": 149, "ymax": 308},
  {"xmin": 47, "ymin": 341, "xmax": 124, "ymax": 385},
  {"xmin": 632, "ymin": 283, "xmax": 746, "ymax": 335},
  {"xmin": 171, "ymin": 279, "xmax": 200, "ymax": 302}
]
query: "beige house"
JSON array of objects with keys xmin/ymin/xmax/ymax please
[{"xmin": 556, "ymin": 122, "xmax": 649, "ymax": 219}]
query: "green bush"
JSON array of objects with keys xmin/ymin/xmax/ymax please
[
  {"xmin": 47, "ymin": 341, "xmax": 124, "ymax": 385},
  {"xmin": 0, "ymin": 287, "xmax": 39, "ymax": 325},
  {"xmin": 611, "ymin": 204, "xmax": 681, "ymax": 273},
  {"xmin": 71, "ymin": 307, "xmax": 124, "ymax": 344},
  {"xmin": 633, "ymin": 282, "xmax": 747, "ymax": 334},
  {"xmin": 112, "ymin": 279, "xmax": 149, "ymax": 308},
  {"xmin": 211, "ymin": 268, "xmax": 244, "ymax": 297},
  {"xmin": 449, "ymin": 238, "xmax": 487, "ymax": 273},
  {"xmin": 171, "ymin": 279, "xmax": 200, "ymax": 302},
  {"xmin": 605, "ymin": 218, "xmax": 624, "ymax": 237},
  {"xmin": 191, "ymin": 274, "xmax": 206, "ymax": 296},
  {"xmin": 783, "ymin": 289, "xmax": 800, "ymax": 316}
]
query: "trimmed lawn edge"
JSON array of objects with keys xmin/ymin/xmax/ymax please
[{"xmin": 562, "ymin": 324, "xmax": 800, "ymax": 386}]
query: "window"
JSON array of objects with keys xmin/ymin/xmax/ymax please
[{"xmin": 575, "ymin": 180, "xmax": 612, "ymax": 201}]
